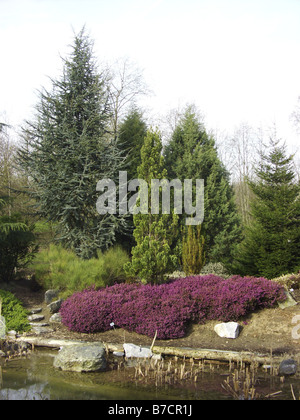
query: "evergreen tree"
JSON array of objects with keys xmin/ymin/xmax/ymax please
[
  {"xmin": 17, "ymin": 29, "xmax": 125, "ymax": 259},
  {"xmin": 124, "ymin": 128, "xmax": 178, "ymax": 284},
  {"xmin": 117, "ymin": 107, "xmax": 148, "ymax": 181},
  {"xmin": 114, "ymin": 108, "xmax": 148, "ymax": 250},
  {"xmin": 182, "ymin": 225, "xmax": 206, "ymax": 275},
  {"xmin": 235, "ymin": 139, "xmax": 300, "ymax": 278},
  {"xmin": 164, "ymin": 105, "xmax": 241, "ymax": 267},
  {"xmin": 0, "ymin": 198, "xmax": 37, "ymax": 283}
]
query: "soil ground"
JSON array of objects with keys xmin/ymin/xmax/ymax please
[{"xmin": 3, "ymin": 279, "xmax": 300, "ymax": 357}]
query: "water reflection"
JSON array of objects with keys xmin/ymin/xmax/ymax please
[
  {"xmin": 0, "ymin": 383, "xmax": 50, "ymax": 400},
  {"xmin": 0, "ymin": 351, "xmax": 180, "ymax": 400},
  {"xmin": 0, "ymin": 350, "xmax": 298, "ymax": 400}
]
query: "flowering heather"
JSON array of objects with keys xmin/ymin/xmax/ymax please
[{"xmin": 60, "ymin": 275, "xmax": 286, "ymax": 339}]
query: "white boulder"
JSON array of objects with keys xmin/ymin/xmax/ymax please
[
  {"xmin": 214, "ymin": 322, "xmax": 240, "ymax": 339},
  {"xmin": 123, "ymin": 343, "xmax": 153, "ymax": 358}
]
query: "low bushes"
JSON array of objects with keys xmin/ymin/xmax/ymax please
[
  {"xmin": 272, "ymin": 272, "xmax": 300, "ymax": 291},
  {"xmin": 30, "ymin": 244, "xmax": 129, "ymax": 297},
  {"xmin": 200, "ymin": 262, "xmax": 231, "ymax": 279},
  {"xmin": 60, "ymin": 275, "xmax": 286, "ymax": 339},
  {"xmin": 0, "ymin": 290, "xmax": 31, "ymax": 333}
]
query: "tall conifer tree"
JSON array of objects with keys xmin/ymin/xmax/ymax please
[
  {"xmin": 17, "ymin": 29, "xmax": 125, "ymax": 258},
  {"xmin": 164, "ymin": 106, "xmax": 241, "ymax": 267},
  {"xmin": 117, "ymin": 107, "xmax": 148, "ymax": 181},
  {"xmin": 125, "ymin": 128, "xmax": 178, "ymax": 284},
  {"xmin": 235, "ymin": 139, "xmax": 300, "ymax": 278},
  {"xmin": 115, "ymin": 108, "xmax": 148, "ymax": 250}
]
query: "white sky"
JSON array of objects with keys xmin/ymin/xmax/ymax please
[{"xmin": 1, "ymin": 0, "xmax": 300, "ymax": 155}]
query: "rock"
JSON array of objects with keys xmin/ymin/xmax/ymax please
[
  {"xmin": 0, "ymin": 316, "xmax": 5, "ymax": 339},
  {"xmin": 0, "ymin": 350, "xmax": 5, "ymax": 357},
  {"xmin": 48, "ymin": 299, "xmax": 63, "ymax": 314},
  {"xmin": 113, "ymin": 351, "xmax": 125, "ymax": 357},
  {"xmin": 31, "ymin": 326, "xmax": 53, "ymax": 335},
  {"xmin": 49, "ymin": 313, "xmax": 62, "ymax": 323},
  {"xmin": 214, "ymin": 322, "xmax": 240, "ymax": 339},
  {"xmin": 28, "ymin": 314, "xmax": 45, "ymax": 323},
  {"xmin": 45, "ymin": 289, "xmax": 59, "ymax": 304},
  {"xmin": 279, "ymin": 359, "xmax": 298, "ymax": 376},
  {"xmin": 29, "ymin": 322, "xmax": 49, "ymax": 327},
  {"xmin": 7, "ymin": 330, "xmax": 17, "ymax": 338},
  {"xmin": 123, "ymin": 343, "xmax": 153, "ymax": 359},
  {"xmin": 53, "ymin": 343, "xmax": 107, "ymax": 373},
  {"xmin": 30, "ymin": 308, "xmax": 43, "ymax": 315},
  {"xmin": 278, "ymin": 291, "xmax": 298, "ymax": 309},
  {"xmin": 18, "ymin": 342, "xmax": 31, "ymax": 351}
]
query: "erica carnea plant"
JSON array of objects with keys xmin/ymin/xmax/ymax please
[{"xmin": 60, "ymin": 275, "xmax": 286, "ymax": 339}]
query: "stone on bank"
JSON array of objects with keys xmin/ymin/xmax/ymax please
[
  {"xmin": 214, "ymin": 322, "xmax": 240, "ymax": 339},
  {"xmin": 279, "ymin": 359, "xmax": 298, "ymax": 376},
  {"xmin": 53, "ymin": 343, "xmax": 107, "ymax": 373},
  {"xmin": 123, "ymin": 343, "xmax": 153, "ymax": 359}
]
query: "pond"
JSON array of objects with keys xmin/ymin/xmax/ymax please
[{"xmin": 0, "ymin": 349, "xmax": 298, "ymax": 401}]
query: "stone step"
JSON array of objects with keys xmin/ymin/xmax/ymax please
[
  {"xmin": 28, "ymin": 314, "xmax": 45, "ymax": 323},
  {"xmin": 29, "ymin": 322, "xmax": 50, "ymax": 327},
  {"xmin": 31, "ymin": 326, "xmax": 54, "ymax": 335},
  {"xmin": 30, "ymin": 308, "xmax": 43, "ymax": 315}
]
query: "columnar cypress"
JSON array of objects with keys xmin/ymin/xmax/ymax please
[
  {"xmin": 182, "ymin": 225, "xmax": 206, "ymax": 275},
  {"xmin": 124, "ymin": 128, "xmax": 178, "ymax": 284},
  {"xmin": 17, "ymin": 29, "xmax": 124, "ymax": 258}
]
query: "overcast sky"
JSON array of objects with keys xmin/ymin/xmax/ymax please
[{"xmin": 1, "ymin": 0, "xmax": 300, "ymax": 154}]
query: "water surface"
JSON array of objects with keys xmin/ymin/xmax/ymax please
[{"xmin": 0, "ymin": 350, "xmax": 298, "ymax": 400}]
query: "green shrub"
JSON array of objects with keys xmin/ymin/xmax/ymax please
[
  {"xmin": 272, "ymin": 272, "xmax": 300, "ymax": 291},
  {"xmin": 182, "ymin": 225, "xmax": 206, "ymax": 275},
  {"xmin": 200, "ymin": 262, "xmax": 231, "ymax": 279},
  {"xmin": 0, "ymin": 290, "xmax": 31, "ymax": 333},
  {"xmin": 101, "ymin": 246, "xmax": 130, "ymax": 285},
  {"xmin": 0, "ymin": 214, "xmax": 37, "ymax": 283},
  {"xmin": 30, "ymin": 244, "xmax": 130, "ymax": 297},
  {"xmin": 168, "ymin": 262, "xmax": 231, "ymax": 280}
]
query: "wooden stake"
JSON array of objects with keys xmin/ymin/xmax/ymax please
[{"xmin": 150, "ymin": 330, "xmax": 157, "ymax": 353}]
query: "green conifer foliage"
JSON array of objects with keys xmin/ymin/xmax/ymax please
[
  {"xmin": 124, "ymin": 128, "xmax": 178, "ymax": 284},
  {"xmin": 164, "ymin": 105, "xmax": 242, "ymax": 267},
  {"xmin": 117, "ymin": 107, "xmax": 148, "ymax": 181},
  {"xmin": 182, "ymin": 225, "xmax": 206, "ymax": 275},
  {"xmin": 115, "ymin": 108, "xmax": 148, "ymax": 250},
  {"xmin": 236, "ymin": 139, "xmax": 300, "ymax": 278},
  {"xmin": 17, "ymin": 29, "xmax": 125, "ymax": 259}
]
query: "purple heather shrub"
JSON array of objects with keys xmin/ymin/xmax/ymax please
[{"xmin": 60, "ymin": 275, "xmax": 286, "ymax": 339}]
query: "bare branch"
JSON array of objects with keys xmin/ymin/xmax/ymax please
[{"xmin": 108, "ymin": 57, "xmax": 151, "ymax": 134}]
